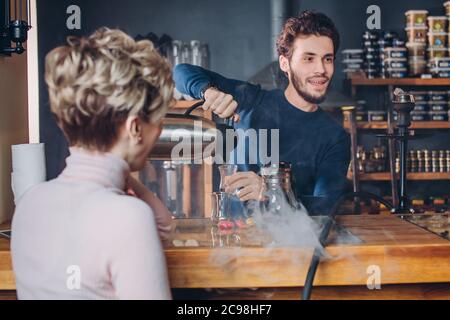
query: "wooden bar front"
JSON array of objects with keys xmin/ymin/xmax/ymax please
[{"xmin": 1, "ymin": 215, "xmax": 450, "ymax": 299}]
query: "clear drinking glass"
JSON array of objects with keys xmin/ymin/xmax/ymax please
[
  {"xmin": 218, "ymin": 164, "xmax": 238, "ymax": 193},
  {"xmin": 211, "ymin": 192, "xmax": 230, "ymax": 224}
]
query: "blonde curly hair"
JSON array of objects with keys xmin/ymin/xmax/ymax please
[{"xmin": 45, "ymin": 27, "xmax": 174, "ymax": 151}]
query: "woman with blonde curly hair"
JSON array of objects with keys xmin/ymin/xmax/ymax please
[{"xmin": 11, "ymin": 28, "xmax": 174, "ymax": 300}]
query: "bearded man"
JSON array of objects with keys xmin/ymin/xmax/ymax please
[{"xmin": 173, "ymin": 11, "xmax": 350, "ymax": 212}]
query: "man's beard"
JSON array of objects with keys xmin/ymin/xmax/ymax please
[{"xmin": 289, "ymin": 70, "xmax": 330, "ymax": 105}]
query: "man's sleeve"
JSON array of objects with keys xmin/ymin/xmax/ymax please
[
  {"xmin": 313, "ymin": 130, "xmax": 351, "ymax": 210},
  {"xmin": 173, "ymin": 63, "xmax": 262, "ymax": 116}
]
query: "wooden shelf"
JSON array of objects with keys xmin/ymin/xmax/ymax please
[
  {"xmin": 349, "ymin": 172, "xmax": 450, "ymax": 181},
  {"xmin": 350, "ymin": 78, "xmax": 450, "ymax": 86},
  {"xmin": 355, "ymin": 121, "xmax": 450, "ymax": 130}
]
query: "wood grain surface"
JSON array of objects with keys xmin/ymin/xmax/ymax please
[{"xmin": 1, "ymin": 215, "xmax": 450, "ymax": 293}]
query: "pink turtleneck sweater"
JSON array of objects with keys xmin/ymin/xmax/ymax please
[{"xmin": 11, "ymin": 148, "xmax": 172, "ymax": 300}]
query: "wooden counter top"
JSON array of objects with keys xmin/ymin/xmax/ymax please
[
  {"xmin": 0, "ymin": 226, "xmax": 14, "ymax": 291},
  {"xmin": 1, "ymin": 215, "xmax": 450, "ymax": 296},
  {"xmin": 164, "ymin": 215, "xmax": 450, "ymax": 289}
]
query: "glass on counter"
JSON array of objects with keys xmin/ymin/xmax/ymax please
[
  {"xmin": 210, "ymin": 226, "xmax": 241, "ymax": 248},
  {"xmin": 211, "ymin": 192, "xmax": 231, "ymax": 226},
  {"xmin": 214, "ymin": 164, "xmax": 251, "ymax": 230}
]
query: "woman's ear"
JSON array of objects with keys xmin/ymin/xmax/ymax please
[{"xmin": 125, "ymin": 115, "xmax": 143, "ymax": 144}]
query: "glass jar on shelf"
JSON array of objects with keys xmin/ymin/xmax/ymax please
[
  {"xmin": 181, "ymin": 41, "xmax": 192, "ymax": 64},
  {"xmin": 190, "ymin": 40, "xmax": 202, "ymax": 66},
  {"xmin": 170, "ymin": 40, "xmax": 183, "ymax": 67},
  {"xmin": 200, "ymin": 43, "xmax": 210, "ymax": 69}
]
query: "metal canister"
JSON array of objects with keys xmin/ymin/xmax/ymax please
[
  {"xmin": 356, "ymin": 146, "xmax": 366, "ymax": 173},
  {"xmin": 416, "ymin": 150, "xmax": 424, "ymax": 172},
  {"xmin": 432, "ymin": 150, "xmax": 439, "ymax": 172},
  {"xmin": 409, "ymin": 150, "xmax": 417, "ymax": 172},
  {"xmin": 396, "ymin": 156, "xmax": 400, "ymax": 173},
  {"xmin": 446, "ymin": 150, "xmax": 450, "ymax": 172},
  {"xmin": 373, "ymin": 146, "xmax": 386, "ymax": 172},
  {"xmin": 423, "ymin": 150, "xmax": 431, "ymax": 172},
  {"xmin": 439, "ymin": 150, "xmax": 446, "ymax": 172}
]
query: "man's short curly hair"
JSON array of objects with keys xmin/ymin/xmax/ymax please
[
  {"xmin": 45, "ymin": 27, "xmax": 174, "ymax": 151},
  {"xmin": 277, "ymin": 10, "xmax": 340, "ymax": 60}
]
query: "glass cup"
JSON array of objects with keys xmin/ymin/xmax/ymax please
[
  {"xmin": 211, "ymin": 227, "xmax": 241, "ymax": 247},
  {"xmin": 218, "ymin": 164, "xmax": 238, "ymax": 194},
  {"xmin": 211, "ymin": 192, "xmax": 230, "ymax": 224}
]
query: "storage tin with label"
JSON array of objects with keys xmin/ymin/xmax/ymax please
[
  {"xmin": 427, "ymin": 47, "xmax": 448, "ymax": 59},
  {"xmin": 428, "ymin": 101, "xmax": 449, "ymax": 111},
  {"xmin": 411, "ymin": 111, "xmax": 429, "ymax": 121},
  {"xmin": 427, "ymin": 16, "xmax": 448, "ymax": 32},
  {"xmin": 382, "ymin": 58, "xmax": 408, "ymax": 69},
  {"xmin": 408, "ymin": 58, "xmax": 427, "ymax": 76},
  {"xmin": 406, "ymin": 42, "xmax": 427, "ymax": 57},
  {"xmin": 427, "ymin": 32, "xmax": 447, "ymax": 47},
  {"xmin": 405, "ymin": 26, "xmax": 428, "ymax": 43},
  {"xmin": 342, "ymin": 49, "xmax": 364, "ymax": 60},
  {"xmin": 410, "ymin": 91, "xmax": 429, "ymax": 102},
  {"xmin": 381, "ymin": 47, "xmax": 408, "ymax": 59},
  {"xmin": 429, "ymin": 57, "xmax": 450, "ymax": 68},
  {"xmin": 368, "ymin": 111, "xmax": 387, "ymax": 122},
  {"xmin": 429, "ymin": 91, "xmax": 448, "ymax": 101},
  {"xmin": 384, "ymin": 68, "xmax": 408, "ymax": 78},
  {"xmin": 429, "ymin": 111, "xmax": 448, "ymax": 121},
  {"xmin": 445, "ymin": 1, "xmax": 450, "ymax": 16},
  {"xmin": 405, "ymin": 10, "xmax": 428, "ymax": 27},
  {"xmin": 429, "ymin": 66, "xmax": 450, "ymax": 74},
  {"xmin": 355, "ymin": 111, "xmax": 368, "ymax": 122},
  {"xmin": 414, "ymin": 102, "xmax": 429, "ymax": 112}
]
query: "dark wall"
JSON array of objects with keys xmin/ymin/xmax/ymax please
[
  {"xmin": 80, "ymin": 0, "xmax": 272, "ymax": 81},
  {"xmin": 37, "ymin": 0, "xmax": 273, "ymax": 178},
  {"xmin": 37, "ymin": 0, "xmax": 86, "ymax": 179},
  {"xmin": 38, "ymin": 0, "xmax": 447, "ymax": 179}
]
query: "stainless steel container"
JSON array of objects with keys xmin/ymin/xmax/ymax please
[
  {"xmin": 150, "ymin": 101, "xmax": 236, "ymax": 161},
  {"xmin": 151, "ymin": 113, "xmax": 219, "ymax": 160}
]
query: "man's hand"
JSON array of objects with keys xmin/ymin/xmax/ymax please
[
  {"xmin": 225, "ymin": 171, "xmax": 265, "ymax": 202},
  {"xmin": 203, "ymin": 87, "xmax": 240, "ymax": 122}
]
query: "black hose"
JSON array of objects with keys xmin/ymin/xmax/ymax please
[
  {"xmin": 184, "ymin": 100, "xmax": 205, "ymax": 115},
  {"xmin": 301, "ymin": 191, "xmax": 394, "ymax": 300}
]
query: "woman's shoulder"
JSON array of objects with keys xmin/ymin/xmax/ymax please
[
  {"xmin": 88, "ymin": 192, "xmax": 156, "ymax": 226},
  {"xmin": 89, "ymin": 194, "xmax": 160, "ymax": 251},
  {"xmin": 14, "ymin": 180, "xmax": 57, "ymax": 209}
]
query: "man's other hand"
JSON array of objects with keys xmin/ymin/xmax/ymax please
[{"xmin": 225, "ymin": 171, "xmax": 265, "ymax": 202}]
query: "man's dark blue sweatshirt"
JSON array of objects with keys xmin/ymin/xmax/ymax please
[{"xmin": 173, "ymin": 64, "xmax": 351, "ymax": 213}]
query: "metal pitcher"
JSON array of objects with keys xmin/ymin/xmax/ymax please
[{"xmin": 150, "ymin": 100, "xmax": 236, "ymax": 161}]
